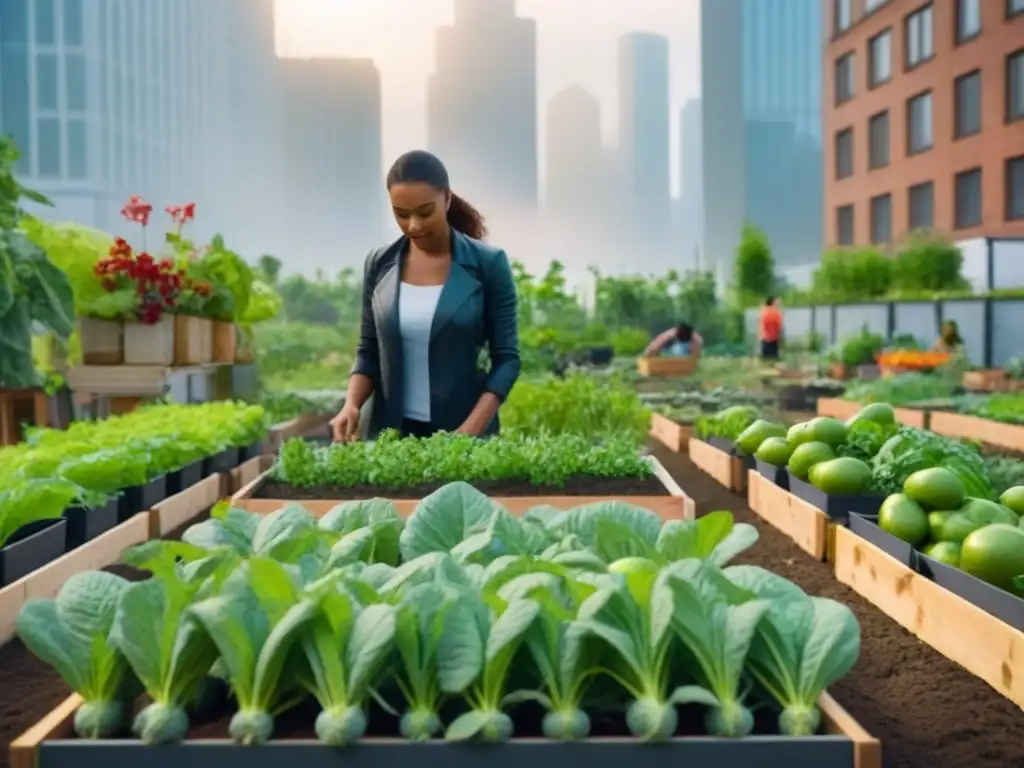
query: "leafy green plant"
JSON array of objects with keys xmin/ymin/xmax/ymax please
[
  {"xmin": 694, "ymin": 405, "xmax": 760, "ymax": 442},
  {"xmin": 274, "ymin": 430, "xmax": 653, "ymax": 489},
  {"xmin": 18, "ymin": 483, "xmax": 863, "ymax": 745}
]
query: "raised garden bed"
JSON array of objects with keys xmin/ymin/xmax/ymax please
[
  {"xmin": 929, "ymin": 411, "xmax": 1024, "ymax": 453},
  {"xmin": 833, "ymin": 524, "xmax": 1024, "ymax": 711},
  {"xmin": 11, "ymin": 691, "xmax": 877, "ymax": 768},
  {"xmin": 650, "ymin": 443, "xmax": 1024, "ymax": 768},
  {"xmin": 688, "ymin": 439, "xmax": 749, "ymax": 494},
  {"xmin": 637, "ymin": 355, "xmax": 696, "ymax": 377},
  {"xmin": 649, "ymin": 412, "xmax": 691, "ymax": 452},
  {"xmin": 786, "ymin": 475, "xmax": 885, "ymax": 525},
  {"xmin": 746, "ymin": 471, "xmax": 830, "ymax": 560},
  {"xmin": 234, "ymin": 456, "xmax": 693, "ymax": 520},
  {"xmin": 815, "ymin": 398, "xmax": 926, "ymax": 429}
]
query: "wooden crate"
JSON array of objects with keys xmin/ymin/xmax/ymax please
[
  {"xmin": 147, "ymin": 474, "xmax": 225, "ymax": 538},
  {"xmin": 637, "ymin": 356, "xmax": 696, "ymax": 377},
  {"xmin": 747, "ymin": 470, "xmax": 831, "ymax": 560},
  {"xmin": 930, "ymin": 411, "xmax": 1024, "ymax": 452},
  {"xmin": 228, "ymin": 455, "xmax": 276, "ymax": 494},
  {"xmin": 815, "ymin": 398, "xmax": 860, "ymax": 420},
  {"xmin": 229, "ymin": 456, "xmax": 696, "ymax": 522},
  {"xmin": 649, "ymin": 412, "xmax": 691, "ymax": 452},
  {"xmin": 0, "ymin": 388, "xmax": 49, "ymax": 445},
  {"xmin": 688, "ymin": 439, "xmax": 747, "ymax": 494},
  {"xmin": 833, "ymin": 525, "xmax": 1024, "ymax": 710},
  {"xmin": 963, "ymin": 369, "xmax": 1024, "ymax": 392}
]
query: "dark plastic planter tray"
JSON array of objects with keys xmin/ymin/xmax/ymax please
[
  {"xmin": 0, "ymin": 518, "xmax": 67, "ymax": 586},
  {"xmin": 204, "ymin": 449, "xmax": 239, "ymax": 476},
  {"xmin": 709, "ymin": 437, "xmax": 736, "ymax": 454},
  {"xmin": 118, "ymin": 476, "xmax": 168, "ymax": 522},
  {"xmin": 62, "ymin": 498, "xmax": 119, "ymax": 551},
  {"xmin": 754, "ymin": 458, "xmax": 789, "ymax": 489},
  {"xmin": 241, "ymin": 442, "xmax": 264, "ymax": 462},
  {"xmin": 167, "ymin": 461, "xmax": 204, "ymax": 496},
  {"xmin": 787, "ymin": 475, "xmax": 885, "ymax": 524},
  {"xmin": 919, "ymin": 554, "xmax": 1024, "ymax": 632},
  {"xmin": 33, "ymin": 735, "xmax": 857, "ymax": 768},
  {"xmin": 847, "ymin": 513, "xmax": 916, "ymax": 568}
]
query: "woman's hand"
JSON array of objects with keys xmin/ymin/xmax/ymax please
[{"xmin": 330, "ymin": 403, "xmax": 362, "ymax": 443}]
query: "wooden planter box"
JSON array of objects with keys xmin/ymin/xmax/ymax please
[
  {"xmin": 11, "ymin": 690, "xmax": 879, "ymax": 768},
  {"xmin": 147, "ymin": 473, "xmax": 225, "ymax": 538},
  {"xmin": 929, "ymin": 411, "xmax": 1024, "ymax": 452},
  {"xmin": 77, "ymin": 318, "xmax": 123, "ymax": 364},
  {"xmin": 212, "ymin": 321, "xmax": 237, "ymax": 363},
  {"xmin": 173, "ymin": 316, "xmax": 213, "ymax": 366},
  {"xmin": 649, "ymin": 412, "xmax": 691, "ymax": 452},
  {"xmin": 827, "ymin": 363, "xmax": 850, "ymax": 380},
  {"xmin": 124, "ymin": 317, "xmax": 174, "ymax": 365},
  {"xmin": 688, "ymin": 438, "xmax": 748, "ymax": 494},
  {"xmin": 229, "ymin": 456, "xmax": 696, "ymax": 522},
  {"xmin": 963, "ymin": 370, "xmax": 1024, "ymax": 392},
  {"xmin": 833, "ymin": 524, "xmax": 1024, "ymax": 710},
  {"xmin": 266, "ymin": 412, "xmax": 337, "ymax": 451},
  {"xmin": 747, "ymin": 471, "xmax": 833, "ymax": 561},
  {"xmin": 227, "ymin": 455, "xmax": 275, "ymax": 495},
  {"xmin": 0, "ymin": 388, "xmax": 50, "ymax": 445},
  {"xmin": 815, "ymin": 398, "xmax": 926, "ymax": 428},
  {"xmin": 637, "ymin": 355, "xmax": 696, "ymax": 377},
  {"xmin": 0, "ymin": 514, "xmax": 149, "ymax": 645}
]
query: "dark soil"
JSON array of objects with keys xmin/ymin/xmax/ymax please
[
  {"xmin": 0, "ymin": 508, "xmax": 210, "ymax": 768},
  {"xmin": 648, "ymin": 442, "xmax": 1024, "ymax": 768},
  {"xmin": 255, "ymin": 475, "xmax": 667, "ymax": 500}
]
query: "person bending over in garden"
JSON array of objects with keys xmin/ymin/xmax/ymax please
[
  {"xmin": 931, "ymin": 320, "xmax": 964, "ymax": 354},
  {"xmin": 759, "ymin": 296, "xmax": 782, "ymax": 360},
  {"xmin": 643, "ymin": 322, "xmax": 703, "ymax": 358},
  {"xmin": 330, "ymin": 150, "xmax": 521, "ymax": 442}
]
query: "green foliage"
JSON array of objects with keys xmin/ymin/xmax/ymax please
[
  {"xmin": 733, "ymin": 225, "xmax": 776, "ymax": 305},
  {"xmin": 833, "ymin": 326, "xmax": 885, "ymax": 366},
  {"xmin": 501, "ymin": 372, "xmax": 651, "ymax": 444}
]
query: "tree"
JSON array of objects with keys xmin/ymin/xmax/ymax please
[
  {"xmin": 257, "ymin": 254, "xmax": 282, "ymax": 285},
  {"xmin": 733, "ymin": 224, "xmax": 776, "ymax": 304}
]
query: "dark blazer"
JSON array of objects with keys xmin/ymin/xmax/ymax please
[{"xmin": 351, "ymin": 230, "xmax": 521, "ymax": 438}]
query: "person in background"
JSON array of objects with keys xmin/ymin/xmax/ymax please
[
  {"xmin": 759, "ymin": 296, "xmax": 783, "ymax": 360},
  {"xmin": 330, "ymin": 150, "xmax": 521, "ymax": 442},
  {"xmin": 932, "ymin": 320, "xmax": 964, "ymax": 354},
  {"xmin": 643, "ymin": 322, "xmax": 703, "ymax": 358}
]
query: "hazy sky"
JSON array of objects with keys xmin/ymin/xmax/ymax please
[{"xmin": 274, "ymin": 0, "xmax": 701, "ymax": 195}]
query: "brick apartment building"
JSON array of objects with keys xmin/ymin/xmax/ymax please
[{"xmin": 823, "ymin": 0, "xmax": 1024, "ymax": 247}]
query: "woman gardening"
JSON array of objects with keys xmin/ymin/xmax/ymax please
[
  {"xmin": 932, "ymin": 320, "xmax": 964, "ymax": 355},
  {"xmin": 330, "ymin": 150, "xmax": 521, "ymax": 442}
]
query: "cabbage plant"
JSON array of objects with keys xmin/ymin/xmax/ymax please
[{"xmin": 16, "ymin": 571, "xmax": 136, "ymax": 738}]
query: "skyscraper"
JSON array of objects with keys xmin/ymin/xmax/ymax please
[
  {"xmin": 700, "ymin": 0, "xmax": 745, "ymax": 285},
  {"xmin": 279, "ymin": 57, "xmax": 383, "ymax": 269},
  {"xmin": 678, "ymin": 99, "xmax": 704, "ymax": 269},
  {"xmin": 618, "ymin": 32, "xmax": 671, "ymax": 254},
  {"xmin": 545, "ymin": 86, "xmax": 607, "ymax": 218},
  {"xmin": 426, "ymin": 0, "xmax": 538, "ymax": 222}
]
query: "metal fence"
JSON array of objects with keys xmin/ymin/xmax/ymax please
[{"xmin": 744, "ymin": 238, "xmax": 1024, "ymax": 368}]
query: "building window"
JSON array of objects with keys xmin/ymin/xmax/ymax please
[
  {"xmin": 1010, "ymin": 50, "xmax": 1024, "ymax": 122},
  {"xmin": 907, "ymin": 91, "xmax": 933, "ymax": 154},
  {"xmin": 835, "ymin": 127, "xmax": 854, "ymax": 179},
  {"xmin": 835, "ymin": 0, "xmax": 852, "ymax": 32},
  {"xmin": 63, "ymin": 0, "xmax": 84, "ymax": 46},
  {"xmin": 35, "ymin": 53, "xmax": 58, "ymax": 111},
  {"xmin": 906, "ymin": 4, "xmax": 934, "ymax": 69},
  {"xmin": 1010, "ymin": 0, "xmax": 1024, "ymax": 17},
  {"xmin": 955, "ymin": 168, "xmax": 983, "ymax": 228},
  {"xmin": 869, "ymin": 30, "xmax": 892, "ymax": 87},
  {"xmin": 909, "ymin": 181, "xmax": 935, "ymax": 229},
  {"xmin": 67, "ymin": 117, "xmax": 87, "ymax": 179},
  {"xmin": 1008, "ymin": 156, "xmax": 1024, "ymax": 220},
  {"xmin": 37, "ymin": 117, "xmax": 61, "ymax": 177},
  {"xmin": 1007, "ymin": 154, "xmax": 1024, "ymax": 218},
  {"xmin": 956, "ymin": 0, "xmax": 981, "ymax": 42},
  {"xmin": 836, "ymin": 205, "xmax": 855, "ymax": 245},
  {"xmin": 869, "ymin": 111, "xmax": 890, "ymax": 169},
  {"xmin": 835, "ymin": 53, "xmax": 855, "ymax": 104},
  {"xmin": 865, "ymin": 0, "xmax": 888, "ymax": 12},
  {"xmin": 871, "ymin": 194, "xmax": 893, "ymax": 243},
  {"xmin": 65, "ymin": 53, "xmax": 86, "ymax": 111},
  {"xmin": 954, "ymin": 70, "xmax": 982, "ymax": 137},
  {"xmin": 34, "ymin": 0, "xmax": 55, "ymax": 45}
]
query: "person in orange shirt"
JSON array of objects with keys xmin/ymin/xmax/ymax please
[{"xmin": 759, "ymin": 297, "xmax": 782, "ymax": 360}]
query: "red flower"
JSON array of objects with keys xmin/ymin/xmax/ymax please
[
  {"xmin": 120, "ymin": 195, "xmax": 152, "ymax": 226},
  {"xmin": 166, "ymin": 202, "xmax": 196, "ymax": 226}
]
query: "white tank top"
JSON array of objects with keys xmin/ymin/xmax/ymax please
[{"xmin": 398, "ymin": 282, "xmax": 444, "ymax": 422}]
